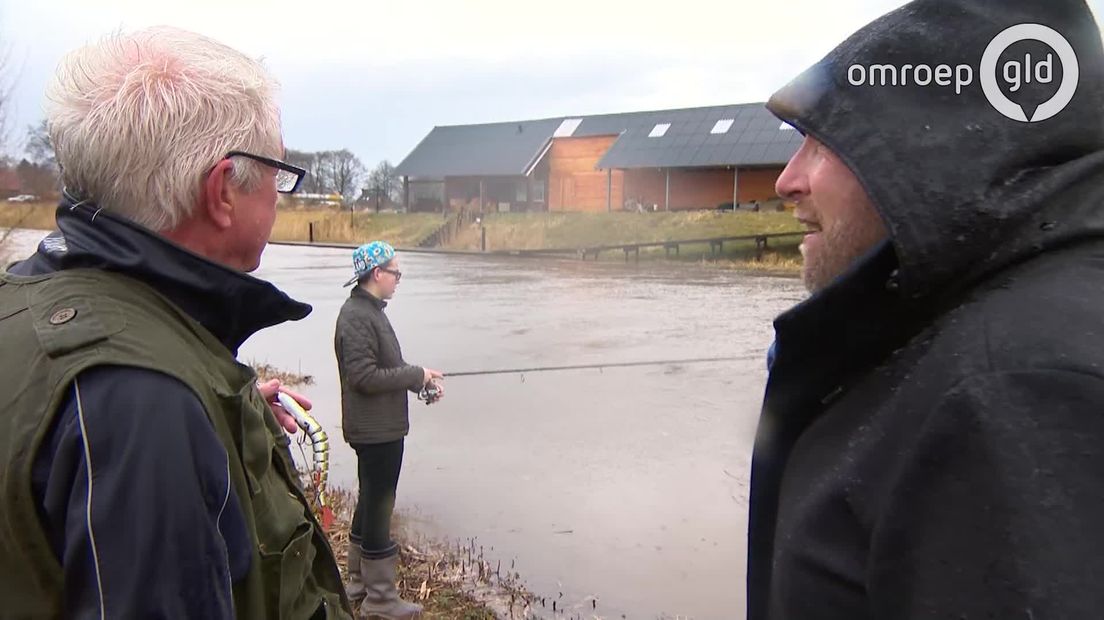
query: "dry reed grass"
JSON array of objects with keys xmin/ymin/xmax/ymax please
[{"xmin": 271, "ymin": 209, "xmax": 444, "ymax": 247}]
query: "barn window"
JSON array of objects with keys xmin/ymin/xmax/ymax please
[
  {"xmin": 648, "ymin": 123, "xmax": 670, "ymax": 138},
  {"xmin": 711, "ymin": 119, "xmax": 734, "ymax": 134}
]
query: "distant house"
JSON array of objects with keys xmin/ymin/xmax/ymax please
[{"xmin": 394, "ymin": 102, "xmax": 802, "ymax": 213}]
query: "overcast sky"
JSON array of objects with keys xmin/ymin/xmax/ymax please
[{"xmin": 2, "ymin": 0, "xmax": 1102, "ymax": 168}]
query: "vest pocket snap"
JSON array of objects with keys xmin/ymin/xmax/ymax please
[{"xmin": 259, "ymin": 521, "xmax": 319, "ymax": 619}]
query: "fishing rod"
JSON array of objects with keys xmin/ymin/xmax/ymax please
[
  {"xmin": 273, "ymin": 356, "xmax": 749, "ymax": 507},
  {"xmin": 445, "ymin": 355, "xmax": 747, "ymax": 377},
  {"xmin": 418, "ymin": 355, "xmax": 749, "ymax": 402}
]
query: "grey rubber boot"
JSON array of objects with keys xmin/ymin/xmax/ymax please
[
  {"xmin": 346, "ymin": 541, "xmax": 367, "ymax": 603},
  {"xmin": 357, "ymin": 553, "xmax": 423, "ymax": 619}
]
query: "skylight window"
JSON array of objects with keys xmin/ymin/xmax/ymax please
[
  {"xmin": 649, "ymin": 123, "xmax": 671, "ymax": 138},
  {"xmin": 554, "ymin": 118, "xmax": 583, "ymax": 137},
  {"xmin": 711, "ymin": 119, "xmax": 734, "ymax": 134}
]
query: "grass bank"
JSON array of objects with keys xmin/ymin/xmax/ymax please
[
  {"xmin": 445, "ymin": 210, "xmax": 804, "ymax": 274},
  {"xmin": 327, "ymin": 490, "xmax": 520, "ymax": 619},
  {"xmin": 453, "ymin": 210, "xmax": 800, "ymax": 251},
  {"xmin": 271, "ymin": 207, "xmax": 445, "ymax": 248}
]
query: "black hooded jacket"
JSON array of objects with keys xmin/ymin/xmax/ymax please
[{"xmin": 749, "ymin": 1, "xmax": 1104, "ymax": 618}]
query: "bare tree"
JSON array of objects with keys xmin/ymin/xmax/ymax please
[
  {"xmin": 316, "ymin": 149, "xmax": 364, "ymax": 203},
  {"xmin": 19, "ymin": 120, "xmax": 60, "ymax": 196},
  {"xmin": 285, "ymin": 149, "xmax": 324, "ymax": 195},
  {"xmin": 284, "ymin": 148, "xmax": 366, "ymax": 204},
  {"xmin": 365, "ymin": 160, "xmax": 401, "ymax": 212},
  {"xmin": 25, "ymin": 120, "xmax": 55, "ymax": 167}
]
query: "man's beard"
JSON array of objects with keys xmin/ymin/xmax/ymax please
[{"xmin": 801, "ymin": 211, "xmax": 888, "ymax": 294}]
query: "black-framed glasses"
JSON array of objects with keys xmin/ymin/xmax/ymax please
[
  {"xmin": 378, "ymin": 267, "xmax": 402, "ymax": 281},
  {"xmin": 225, "ymin": 151, "xmax": 306, "ymax": 194}
]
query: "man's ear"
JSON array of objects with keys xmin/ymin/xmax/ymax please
[{"xmin": 202, "ymin": 159, "xmax": 237, "ymax": 230}]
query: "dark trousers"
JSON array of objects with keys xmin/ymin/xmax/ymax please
[{"xmin": 350, "ymin": 438, "xmax": 405, "ymax": 559}]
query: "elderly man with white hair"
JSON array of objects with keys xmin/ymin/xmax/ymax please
[{"xmin": 0, "ymin": 27, "xmax": 353, "ymax": 619}]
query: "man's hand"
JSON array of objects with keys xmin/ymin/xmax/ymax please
[
  {"xmin": 256, "ymin": 379, "xmax": 313, "ymax": 434},
  {"xmin": 423, "ymin": 367, "xmax": 444, "ymax": 385}
]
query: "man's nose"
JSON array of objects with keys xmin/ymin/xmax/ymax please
[{"xmin": 775, "ymin": 160, "xmax": 808, "ymax": 203}]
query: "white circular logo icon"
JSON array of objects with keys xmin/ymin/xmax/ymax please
[{"xmin": 980, "ymin": 23, "xmax": 1079, "ymax": 122}]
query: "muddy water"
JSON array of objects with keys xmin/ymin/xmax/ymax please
[{"xmin": 5, "ymin": 230, "xmax": 808, "ymax": 619}]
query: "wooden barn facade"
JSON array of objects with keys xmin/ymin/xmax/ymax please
[{"xmin": 395, "ymin": 103, "xmax": 803, "ymax": 214}]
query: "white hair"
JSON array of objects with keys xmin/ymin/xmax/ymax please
[{"xmin": 45, "ymin": 26, "xmax": 283, "ymax": 231}]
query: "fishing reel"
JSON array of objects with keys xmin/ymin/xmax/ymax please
[{"xmin": 417, "ymin": 380, "xmax": 443, "ymax": 405}]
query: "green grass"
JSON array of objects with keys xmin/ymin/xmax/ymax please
[{"xmin": 461, "ymin": 210, "xmax": 801, "ymax": 251}]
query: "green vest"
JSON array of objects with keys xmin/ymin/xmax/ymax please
[{"xmin": 0, "ymin": 267, "xmax": 352, "ymax": 619}]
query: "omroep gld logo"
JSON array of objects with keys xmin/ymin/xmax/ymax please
[{"xmin": 847, "ymin": 23, "xmax": 1079, "ymax": 123}]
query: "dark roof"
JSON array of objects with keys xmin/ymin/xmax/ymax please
[
  {"xmin": 593, "ymin": 103, "xmax": 803, "ymax": 169},
  {"xmin": 395, "ymin": 118, "xmax": 562, "ymax": 178},
  {"xmin": 395, "ymin": 103, "xmax": 801, "ymax": 179}
]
